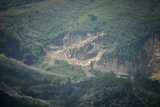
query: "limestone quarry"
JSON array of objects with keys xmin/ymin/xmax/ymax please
[{"xmin": 43, "ymin": 32, "xmax": 160, "ymax": 78}]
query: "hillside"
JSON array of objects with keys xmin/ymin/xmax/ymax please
[
  {"xmin": 0, "ymin": 54, "xmax": 62, "ymax": 106},
  {"xmin": 0, "ymin": 54, "xmax": 85, "ymax": 106},
  {"xmin": 0, "ymin": 0, "xmax": 160, "ymax": 106},
  {"xmin": 1, "ymin": 56, "xmax": 160, "ymax": 107},
  {"xmin": 0, "ymin": 0, "xmax": 160, "ymax": 64},
  {"xmin": 0, "ymin": 54, "xmax": 92, "ymax": 107},
  {"xmin": 0, "ymin": 0, "xmax": 160, "ymax": 77},
  {"xmin": 0, "ymin": 82, "xmax": 52, "ymax": 107},
  {"xmin": 0, "ymin": 0, "xmax": 45, "ymax": 11}
]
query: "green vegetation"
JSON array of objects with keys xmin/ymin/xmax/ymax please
[
  {"xmin": 42, "ymin": 60, "xmax": 86, "ymax": 81},
  {"xmin": 0, "ymin": 0, "xmax": 45, "ymax": 11},
  {"xmin": 0, "ymin": 85, "xmax": 52, "ymax": 107},
  {"xmin": 0, "ymin": 54, "xmax": 91, "ymax": 106},
  {"xmin": 0, "ymin": 0, "xmax": 160, "ymax": 106},
  {"xmin": 79, "ymin": 72, "xmax": 160, "ymax": 107},
  {"xmin": 1, "ymin": 54, "xmax": 160, "ymax": 107},
  {"xmin": 0, "ymin": 0, "xmax": 160, "ymax": 63},
  {"xmin": 0, "ymin": 54, "xmax": 67, "ymax": 80}
]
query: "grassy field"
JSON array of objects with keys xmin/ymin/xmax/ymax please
[{"xmin": 41, "ymin": 60, "xmax": 86, "ymax": 81}]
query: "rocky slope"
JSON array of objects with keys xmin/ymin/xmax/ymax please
[
  {"xmin": 0, "ymin": 0, "xmax": 160, "ymax": 78},
  {"xmin": 0, "ymin": 0, "xmax": 160, "ymax": 106},
  {"xmin": 98, "ymin": 34, "xmax": 160, "ymax": 77},
  {"xmin": 0, "ymin": 0, "xmax": 160, "ymax": 64},
  {"xmin": 47, "ymin": 32, "xmax": 105, "ymax": 66},
  {"xmin": 43, "ymin": 31, "xmax": 160, "ymax": 77}
]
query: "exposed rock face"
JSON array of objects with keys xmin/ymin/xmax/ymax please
[
  {"xmin": 62, "ymin": 31, "xmax": 98, "ymax": 47},
  {"xmin": 45, "ymin": 31, "xmax": 106, "ymax": 76},
  {"xmin": 47, "ymin": 31, "xmax": 160, "ymax": 76},
  {"xmin": 53, "ymin": 32, "xmax": 103, "ymax": 60},
  {"xmin": 144, "ymin": 34, "xmax": 160, "ymax": 74},
  {"xmin": 62, "ymin": 31, "xmax": 105, "ymax": 60},
  {"xmin": 69, "ymin": 43, "xmax": 96, "ymax": 60},
  {"xmin": 98, "ymin": 56, "xmax": 134, "ymax": 76},
  {"xmin": 98, "ymin": 34, "xmax": 160, "ymax": 76}
]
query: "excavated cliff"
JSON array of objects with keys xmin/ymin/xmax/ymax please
[
  {"xmin": 99, "ymin": 34, "xmax": 160, "ymax": 76},
  {"xmin": 145, "ymin": 34, "xmax": 160, "ymax": 74},
  {"xmin": 44, "ymin": 31, "xmax": 160, "ymax": 77},
  {"xmin": 0, "ymin": 0, "xmax": 160, "ymax": 78},
  {"xmin": 46, "ymin": 31, "xmax": 106, "ymax": 67}
]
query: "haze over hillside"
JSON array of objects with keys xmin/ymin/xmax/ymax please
[{"xmin": 0, "ymin": 0, "xmax": 160, "ymax": 107}]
